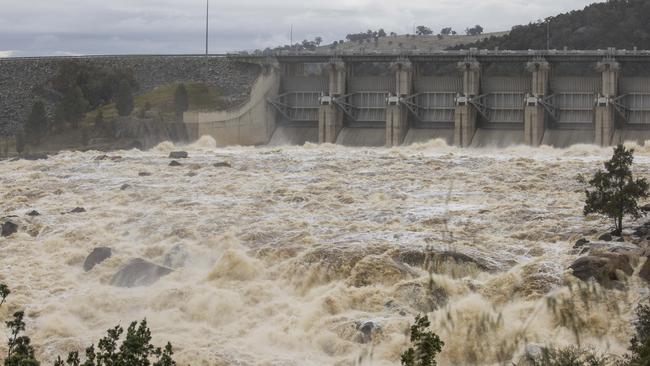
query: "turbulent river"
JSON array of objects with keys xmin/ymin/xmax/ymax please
[{"xmin": 2, "ymin": 137, "xmax": 650, "ymax": 365}]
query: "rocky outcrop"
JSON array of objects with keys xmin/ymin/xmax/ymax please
[
  {"xmin": 1, "ymin": 221, "xmax": 18, "ymax": 237},
  {"xmin": 569, "ymin": 252, "xmax": 634, "ymax": 286},
  {"xmin": 0, "ymin": 56, "xmax": 260, "ymax": 137},
  {"xmin": 110, "ymin": 258, "xmax": 173, "ymax": 287},
  {"xmin": 83, "ymin": 247, "xmax": 112, "ymax": 272},
  {"xmin": 168, "ymin": 151, "xmax": 188, "ymax": 159}
]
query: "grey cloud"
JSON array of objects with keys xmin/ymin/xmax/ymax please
[{"xmin": 0, "ymin": 0, "xmax": 602, "ymax": 57}]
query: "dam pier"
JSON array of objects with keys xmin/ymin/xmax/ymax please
[{"xmin": 185, "ymin": 48, "xmax": 650, "ymax": 147}]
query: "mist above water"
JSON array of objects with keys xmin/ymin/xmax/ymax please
[{"xmin": 1, "ymin": 137, "xmax": 649, "ymax": 365}]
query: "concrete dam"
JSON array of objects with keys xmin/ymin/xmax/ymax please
[{"xmin": 185, "ymin": 48, "xmax": 650, "ymax": 148}]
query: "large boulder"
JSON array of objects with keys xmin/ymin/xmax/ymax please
[
  {"xmin": 83, "ymin": 247, "xmax": 112, "ymax": 272},
  {"xmin": 569, "ymin": 252, "xmax": 634, "ymax": 286},
  {"xmin": 110, "ymin": 259, "xmax": 173, "ymax": 287},
  {"xmin": 1, "ymin": 221, "xmax": 18, "ymax": 237}
]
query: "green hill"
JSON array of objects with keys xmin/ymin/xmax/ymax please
[{"xmin": 451, "ymin": 0, "xmax": 650, "ymax": 50}]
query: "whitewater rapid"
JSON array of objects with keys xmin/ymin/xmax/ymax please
[{"xmin": 1, "ymin": 137, "xmax": 650, "ymax": 365}]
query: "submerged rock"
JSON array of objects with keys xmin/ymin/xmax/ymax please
[
  {"xmin": 83, "ymin": 247, "xmax": 112, "ymax": 272},
  {"xmin": 26, "ymin": 210, "xmax": 40, "ymax": 217},
  {"xmin": 138, "ymin": 172, "xmax": 152, "ymax": 177},
  {"xmin": 357, "ymin": 321, "xmax": 381, "ymax": 344},
  {"xmin": 213, "ymin": 162, "xmax": 232, "ymax": 168},
  {"xmin": 120, "ymin": 184, "xmax": 131, "ymax": 190},
  {"xmin": 348, "ymin": 255, "xmax": 416, "ymax": 287},
  {"xmin": 110, "ymin": 258, "xmax": 173, "ymax": 288},
  {"xmin": 169, "ymin": 151, "xmax": 188, "ymax": 159},
  {"xmin": 1, "ymin": 221, "xmax": 18, "ymax": 237},
  {"xmin": 70, "ymin": 207, "xmax": 86, "ymax": 213},
  {"xmin": 638, "ymin": 258, "xmax": 650, "ymax": 284},
  {"xmin": 573, "ymin": 238, "xmax": 589, "ymax": 249},
  {"xmin": 169, "ymin": 160, "xmax": 182, "ymax": 167},
  {"xmin": 569, "ymin": 252, "xmax": 634, "ymax": 286},
  {"xmin": 163, "ymin": 245, "xmax": 189, "ymax": 269},
  {"xmin": 598, "ymin": 233, "xmax": 613, "ymax": 242},
  {"xmin": 21, "ymin": 153, "xmax": 48, "ymax": 161}
]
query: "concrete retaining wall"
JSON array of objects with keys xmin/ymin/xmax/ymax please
[{"xmin": 183, "ymin": 69, "xmax": 280, "ymax": 146}]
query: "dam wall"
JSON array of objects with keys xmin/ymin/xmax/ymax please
[
  {"xmin": 0, "ymin": 55, "xmax": 260, "ymax": 137},
  {"xmin": 226, "ymin": 48, "xmax": 650, "ymax": 147}
]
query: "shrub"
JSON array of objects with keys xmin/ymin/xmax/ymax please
[
  {"xmin": 532, "ymin": 346, "xmax": 607, "ymax": 366},
  {"xmin": 401, "ymin": 315, "xmax": 444, "ymax": 366}
]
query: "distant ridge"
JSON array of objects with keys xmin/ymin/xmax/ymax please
[
  {"xmin": 452, "ymin": 0, "xmax": 650, "ymax": 51},
  {"xmin": 319, "ymin": 32, "xmax": 507, "ymax": 53}
]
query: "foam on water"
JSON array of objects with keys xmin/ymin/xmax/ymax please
[{"xmin": 1, "ymin": 137, "xmax": 649, "ymax": 365}]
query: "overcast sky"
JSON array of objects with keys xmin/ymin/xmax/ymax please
[{"xmin": 0, "ymin": 0, "xmax": 603, "ymax": 57}]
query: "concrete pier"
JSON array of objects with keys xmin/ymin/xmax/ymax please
[
  {"xmin": 386, "ymin": 59, "xmax": 412, "ymax": 147},
  {"xmin": 319, "ymin": 58, "xmax": 346, "ymax": 143},
  {"xmin": 454, "ymin": 59, "xmax": 480, "ymax": 147},
  {"xmin": 524, "ymin": 59, "xmax": 549, "ymax": 146},
  {"xmin": 595, "ymin": 58, "xmax": 619, "ymax": 146}
]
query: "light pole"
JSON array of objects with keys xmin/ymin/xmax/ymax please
[
  {"xmin": 205, "ymin": 0, "xmax": 209, "ymax": 55},
  {"xmin": 546, "ymin": 19, "xmax": 550, "ymax": 51}
]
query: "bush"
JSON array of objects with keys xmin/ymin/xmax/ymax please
[
  {"xmin": 401, "ymin": 315, "xmax": 444, "ymax": 366},
  {"xmin": 532, "ymin": 346, "xmax": 607, "ymax": 366},
  {"xmin": 579, "ymin": 145, "xmax": 649, "ymax": 235}
]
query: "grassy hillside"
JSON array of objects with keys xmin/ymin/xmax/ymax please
[
  {"xmin": 453, "ymin": 0, "xmax": 650, "ymax": 50},
  {"xmin": 85, "ymin": 83, "xmax": 224, "ymax": 125},
  {"xmin": 321, "ymin": 32, "xmax": 507, "ymax": 52}
]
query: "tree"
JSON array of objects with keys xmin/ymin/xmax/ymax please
[
  {"xmin": 53, "ymin": 320, "xmax": 176, "ymax": 366},
  {"xmin": 579, "ymin": 145, "xmax": 649, "ymax": 236},
  {"xmin": 174, "ymin": 84, "xmax": 189, "ymax": 120},
  {"xmin": 416, "ymin": 26, "xmax": 433, "ymax": 36},
  {"xmin": 465, "ymin": 25, "xmax": 484, "ymax": 36},
  {"xmin": 58, "ymin": 86, "xmax": 89, "ymax": 129},
  {"xmin": 400, "ymin": 315, "xmax": 444, "ymax": 366},
  {"xmin": 0, "ymin": 283, "xmax": 9, "ymax": 307},
  {"xmin": 116, "ymin": 80, "xmax": 134, "ymax": 117},
  {"xmin": 5, "ymin": 311, "xmax": 40, "ymax": 366},
  {"xmin": 622, "ymin": 303, "xmax": 650, "ymax": 366},
  {"xmin": 25, "ymin": 101, "xmax": 48, "ymax": 144},
  {"xmin": 378, "ymin": 29, "xmax": 387, "ymax": 37},
  {"xmin": 314, "ymin": 36, "xmax": 323, "ymax": 46},
  {"xmin": 440, "ymin": 27, "xmax": 453, "ymax": 36}
]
